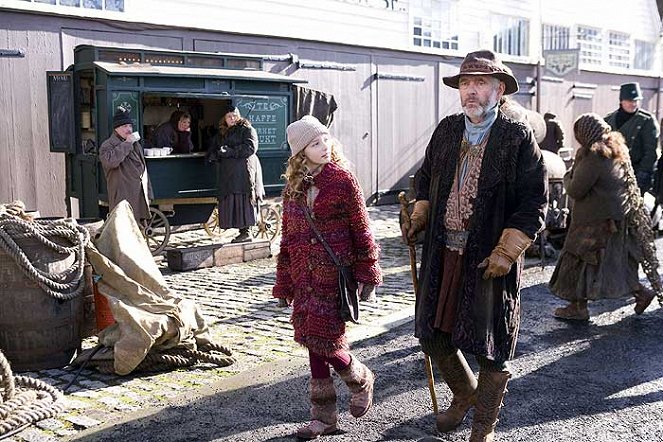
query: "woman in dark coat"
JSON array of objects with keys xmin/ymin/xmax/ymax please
[
  {"xmin": 550, "ymin": 113, "xmax": 660, "ymax": 320},
  {"xmin": 208, "ymin": 104, "xmax": 261, "ymax": 243}
]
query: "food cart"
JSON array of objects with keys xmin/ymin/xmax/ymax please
[{"xmin": 47, "ymin": 45, "xmax": 304, "ymax": 253}]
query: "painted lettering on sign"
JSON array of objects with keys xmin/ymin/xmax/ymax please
[{"xmin": 238, "ymin": 96, "xmax": 288, "ymax": 151}]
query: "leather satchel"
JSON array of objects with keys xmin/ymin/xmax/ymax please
[{"xmin": 303, "ymin": 207, "xmax": 360, "ymax": 323}]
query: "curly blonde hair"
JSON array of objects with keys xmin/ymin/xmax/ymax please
[{"xmin": 282, "ymin": 138, "xmax": 349, "ymax": 200}]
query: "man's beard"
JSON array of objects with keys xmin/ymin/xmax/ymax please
[{"xmin": 462, "ymin": 90, "xmax": 499, "ymax": 120}]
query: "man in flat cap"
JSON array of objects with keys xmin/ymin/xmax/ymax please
[
  {"xmin": 99, "ymin": 107, "xmax": 151, "ymax": 224},
  {"xmin": 402, "ymin": 49, "xmax": 547, "ymax": 441},
  {"xmin": 605, "ymin": 82, "xmax": 660, "ymax": 194}
]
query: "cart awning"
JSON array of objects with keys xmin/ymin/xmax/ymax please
[{"xmin": 93, "ymin": 61, "xmax": 307, "ymax": 83}]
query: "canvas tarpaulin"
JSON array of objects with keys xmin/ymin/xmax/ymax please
[{"xmin": 84, "ymin": 201, "xmax": 214, "ymax": 375}]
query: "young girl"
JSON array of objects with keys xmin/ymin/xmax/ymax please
[{"xmin": 273, "ymin": 115, "xmax": 382, "ymax": 439}]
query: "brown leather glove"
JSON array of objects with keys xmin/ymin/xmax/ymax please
[
  {"xmin": 401, "ymin": 200, "xmax": 430, "ymax": 244},
  {"xmin": 478, "ymin": 228, "xmax": 533, "ymax": 280}
]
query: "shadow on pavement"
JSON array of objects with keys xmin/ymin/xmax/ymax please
[{"xmin": 69, "ymin": 282, "xmax": 663, "ymax": 442}]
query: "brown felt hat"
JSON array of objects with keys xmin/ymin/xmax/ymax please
[{"xmin": 443, "ymin": 49, "xmax": 519, "ymax": 95}]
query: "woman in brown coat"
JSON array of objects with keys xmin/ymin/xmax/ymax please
[{"xmin": 549, "ymin": 113, "xmax": 660, "ymax": 320}]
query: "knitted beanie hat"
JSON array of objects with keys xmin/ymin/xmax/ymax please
[
  {"xmin": 574, "ymin": 113, "xmax": 610, "ymax": 147},
  {"xmin": 286, "ymin": 115, "xmax": 330, "ymax": 157},
  {"xmin": 113, "ymin": 107, "xmax": 133, "ymax": 129}
]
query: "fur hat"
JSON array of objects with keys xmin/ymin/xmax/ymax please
[
  {"xmin": 112, "ymin": 107, "xmax": 133, "ymax": 128},
  {"xmin": 574, "ymin": 113, "xmax": 611, "ymax": 147},
  {"xmin": 286, "ymin": 115, "xmax": 330, "ymax": 157},
  {"xmin": 619, "ymin": 82, "xmax": 643, "ymax": 101},
  {"xmin": 443, "ymin": 49, "xmax": 519, "ymax": 95}
]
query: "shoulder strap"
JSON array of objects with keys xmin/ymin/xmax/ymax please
[{"xmin": 303, "ymin": 207, "xmax": 342, "ymax": 267}]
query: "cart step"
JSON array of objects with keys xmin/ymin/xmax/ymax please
[{"xmin": 166, "ymin": 240, "xmax": 272, "ymax": 271}]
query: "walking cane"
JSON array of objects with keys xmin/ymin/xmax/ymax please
[{"xmin": 398, "ymin": 191, "xmax": 439, "ymax": 414}]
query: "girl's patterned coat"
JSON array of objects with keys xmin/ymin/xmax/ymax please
[{"xmin": 273, "ymin": 162, "xmax": 382, "ymax": 357}]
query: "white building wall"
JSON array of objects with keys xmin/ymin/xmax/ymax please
[{"xmin": 1, "ymin": 0, "xmax": 660, "ymax": 71}]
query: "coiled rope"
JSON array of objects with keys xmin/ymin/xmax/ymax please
[
  {"xmin": 0, "ymin": 349, "xmax": 65, "ymax": 439},
  {"xmin": 91, "ymin": 343, "xmax": 236, "ymax": 374},
  {"xmin": 0, "ymin": 201, "xmax": 90, "ymax": 301}
]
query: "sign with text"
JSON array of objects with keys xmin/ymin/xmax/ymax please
[
  {"xmin": 237, "ymin": 96, "xmax": 288, "ymax": 151},
  {"xmin": 543, "ymin": 49, "xmax": 580, "ymax": 77},
  {"xmin": 46, "ymin": 71, "xmax": 76, "ymax": 153}
]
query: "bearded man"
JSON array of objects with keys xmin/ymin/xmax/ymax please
[{"xmin": 402, "ymin": 50, "xmax": 547, "ymax": 441}]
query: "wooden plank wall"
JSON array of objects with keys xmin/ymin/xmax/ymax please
[
  {"xmin": 1, "ymin": 9, "xmax": 662, "ymax": 216},
  {"xmin": 0, "ymin": 14, "xmax": 63, "ymax": 214}
]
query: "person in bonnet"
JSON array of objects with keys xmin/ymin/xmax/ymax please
[
  {"xmin": 99, "ymin": 107, "xmax": 152, "ymax": 225},
  {"xmin": 272, "ymin": 115, "xmax": 382, "ymax": 439},
  {"xmin": 549, "ymin": 113, "xmax": 660, "ymax": 320}
]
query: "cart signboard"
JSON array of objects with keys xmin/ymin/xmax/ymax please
[{"xmin": 237, "ymin": 96, "xmax": 289, "ymax": 151}]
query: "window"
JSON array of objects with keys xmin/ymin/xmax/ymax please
[
  {"xmin": 577, "ymin": 26, "xmax": 602, "ymax": 65},
  {"xmin": 634, "ymin": 40, "xmax": 655, "ymax": 70},
  {"xmin": 542, "ymin": 24, "xmax": 570, "ymax": 50},
  {"xmin": 20, "ymin": 0, "xmax": 123, "ymax": 11},
  {"xmin": 492, "ymin": 15, "xmax": 529, "ymax": 56},
  {"xmin": 411, "ymin": 0, "xmax": 459, "ymax": 50},
  {"xmin": 607, "ymin": 31, "xmax": 630, "ymax": 68}
]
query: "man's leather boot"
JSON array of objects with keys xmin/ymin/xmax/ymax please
[
  {"xmin": 469, "ymin": 370, "xmax": 511, "ymax": 442},
  {"xmin": 435, "ymin": 350, "xmax": 477, "ymax": 433}
]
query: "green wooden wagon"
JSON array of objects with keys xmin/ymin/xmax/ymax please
[{"xmin": 47, "ymin": 45, "xmax": 304, "ymax": 254}]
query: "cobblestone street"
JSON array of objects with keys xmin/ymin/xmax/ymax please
[
  {"xmin": 9, "ymin": 203, "xmax": 663, "ymax": 442},
  {"xmin": 8, "ymin": 205, "xmax": 417, "ymax": 442}
]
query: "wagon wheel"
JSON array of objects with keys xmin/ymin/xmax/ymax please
[
  {"xmin": 143, "ymin": 207, "xmax": 171, "ymax": 255},
  {"xmin": 203, "ymin": 207, "xmax": 224, "ymax": 237},
  {"xmin": 253, "ymin": 205, "xmax": 280, "ymax": 242}
]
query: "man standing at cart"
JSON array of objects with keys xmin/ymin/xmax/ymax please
[
  {"xmin": 99, "ymin": 107, "xmax": 152, "ymax": 224},
  {"xmin": 402, "ymin": 50, "xmax": 547, "ymax": 441}
]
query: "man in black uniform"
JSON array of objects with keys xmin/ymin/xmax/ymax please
[{"xmin": 605, "ymin": 82, "xmax": 659, "ymax": 194}]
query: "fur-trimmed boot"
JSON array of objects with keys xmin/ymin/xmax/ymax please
[
  {"xmin": 337, "ymin": 357, "xmax": 375, "ymax": 418},
  {"xmin": 469, "ymin": 370, "xmax": 511, "ymax": 442},
  {"xmin": 296, "ymin": 377, "xmax": 339, "ymax": 439},
  {"xmin": 435, "ymin": 350, "xmax": 478, "ymax": 433}
]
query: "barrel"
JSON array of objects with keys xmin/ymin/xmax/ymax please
[
  {"xmin": 77, "ymin": 218, "xmax": 104, "ymax": 338},
  {"xmin": 0, "ymin": 235, "xmax": 82, "ymax": 372}
]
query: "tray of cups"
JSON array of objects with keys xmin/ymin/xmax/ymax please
[{"xmin": 144, "ymin": 147, "xmax": 173, "ymax": 157}]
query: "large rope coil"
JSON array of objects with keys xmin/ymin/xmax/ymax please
[
  {"xmin": 0, "ymin": 201, "xmax": 90, "ymax": 301},
  {"xmin": 0, "ymin": 349, "xmax": 65, "ymax": 438},
  {"xmin": 86, "ymin": 343, "xmax": 236, "ymax": 375}
]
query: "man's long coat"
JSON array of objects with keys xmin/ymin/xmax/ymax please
[
  {"xmin": 414, "ymin": 112, "xmax": 547, "ymax": 361},
  {"xmin": 99, "ymin": 133, "xmax": 151, "ymax": 222}
]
